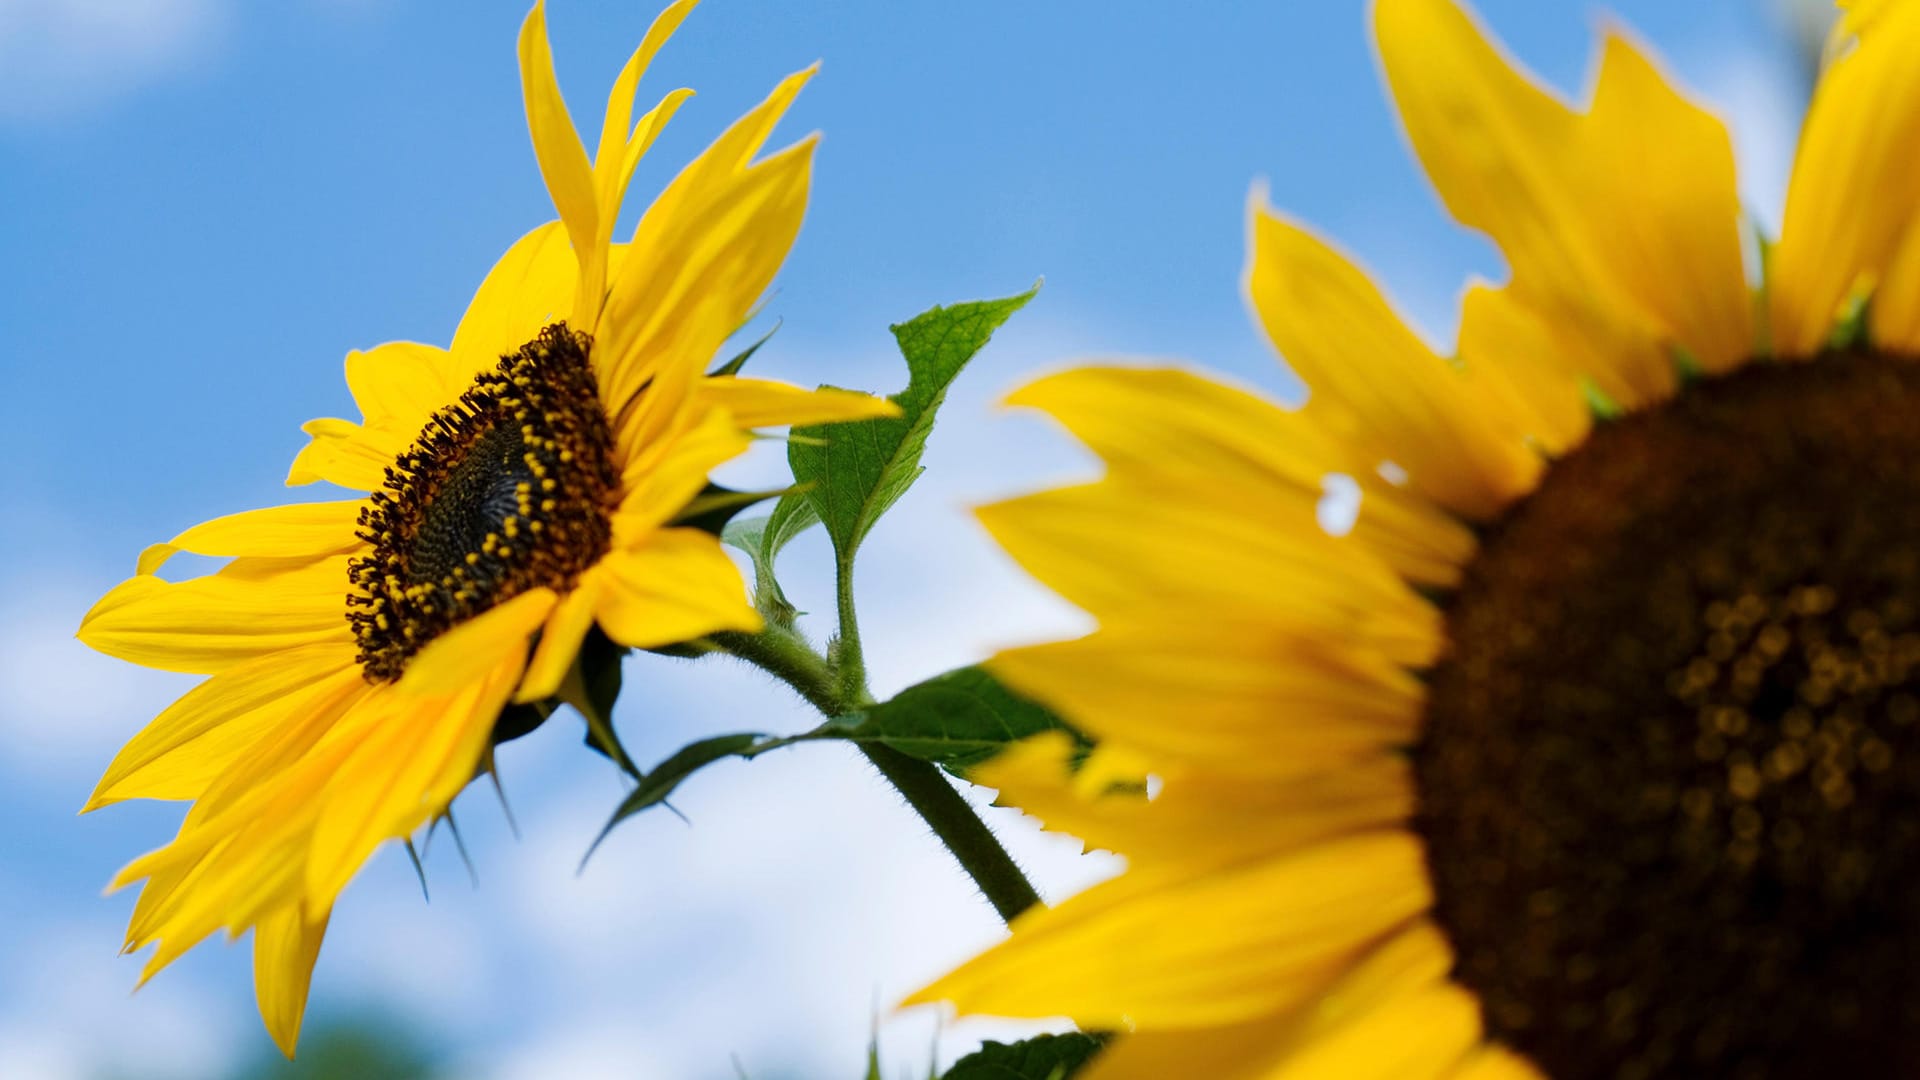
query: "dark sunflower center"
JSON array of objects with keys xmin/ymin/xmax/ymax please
[
  {"xmin": 347, "ymin": 323, "xmax": 619, "ymax": 682},
  {"xmin": 1416, "ymin": 352, "xmax": 1920, "ymax": 1080}
]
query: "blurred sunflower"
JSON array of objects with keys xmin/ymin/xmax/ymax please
[
  {"xmin": 77, "ymin": 0, "xmax": 891, "ymax": 1055},
  {"xmin": 913, "ymin": 1, "xmax": 1920, "ymax": 1077}
]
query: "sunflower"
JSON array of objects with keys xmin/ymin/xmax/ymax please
[
  {"xmin": 77, "ymin": 0, "xmax": 891, "ymax": 1055},
  {"xmin": 911, "ymin": 2, "xmax": 1920, "ymax": 1077}
]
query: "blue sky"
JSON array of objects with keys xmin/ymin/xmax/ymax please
[{"xmin": 0, "ymin": 1, "xmax": 1818, "ymax": 1077}]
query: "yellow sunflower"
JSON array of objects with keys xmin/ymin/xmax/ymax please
[
  {"xmin": 77, "ymin": 0, "xmax": 891, "ymax": 1055},
  {"xmin": 912, "ymin": 1, "xmax": 1920, "ymax": 1077}
]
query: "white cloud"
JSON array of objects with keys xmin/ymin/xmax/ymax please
[
  {"xmin": 0, "ymin": 919, "xmax": 243, "ymax": 1080},
  {"xmin": 0, "ymin": 0, "xmax": 228, "ymax": 123}
]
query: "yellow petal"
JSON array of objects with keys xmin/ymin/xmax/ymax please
[
  {"xmin": 989, "ymin": 626, "xmax": 1422, "ymax": 772},
  {"xmin": 79, "ymin": 558, "xmax": 352, "ymax": 675},
  {"xmin": 597, "ymin": 69, "xmax": 818, "ymax": 415},
  {"xmin": 254, "ymin": 901, "xmax": 330, "ymax": 1059},
  {"xmin": 136, "ymin": 500, "xmax": 365, "ymax": 577},
  {"xmin": 344, "ymin": 341, "xmax": 464, "ymax": 435},
  {"xmin": 518, "ymin": 1, "xmax": 598, "ymax": 284},
  {"xmin": 694, "ymin": 376, "xmax": 900, "ymax": 428},
  {"xmin": 1456, "ymin": 283, "xmax": 1593, "ymax": 455},
  {"xmin": 1773, "ymin": 4, "xmax": 1920, "ymax": 356},
  {"xmin": 594, "ymin": 528, "xmax": 762, "ymax": 648},
  {"xmin": 307, "ymin": 656, "xmax": 523, "ymax": 906},
  {"xmin": 907, "ymin": 831, "xmax": 1432, "ymax": 1028},
  {"xmin": 1267, "ymin": 982, "xmax": 1482, "ymax": 1080},
  {"xmin": 976, "ymin": 481, "xmax": 1442, "ymax": 667},
  {"xmin": 1578, "ymin": 31, "xmax": 1752, "ymax": 375},
  {"xmin": 85, "ymin": 643, "xmax": 361, "ymax": 810},
  {"xmin": 449, "ymin": 220, "xmax": 577, "ymax": 368},
  {"xmin": 971, "ymin": 731, "xmax": 1412, "ymax": 865},
  {"xmin": 285, "ymin": 417, "xmax": 408, "ymax": 491},
  {"xmin": 1374, "ymin": 0, "xmax": 1724, "ymax": 403},
  {"xmin": 579, "ymin": 0, "xmax": 701, "ymax": 327},
  {"xmin": 1073, "ymin": 920, "xmax": 1455, "ymax": 1080},
  {"xmin": 515, "ymin": 572, "xmax": 602, "ymax": 704},
  {"xmin": 1003, "ymin": 365, "xmax": 1476, "ymax": 586},
  {"xmin": 397, "ymin": 587, "xmax": 556, "ymax": 697},
  {"xmin": 1448, "ymin": 1046, "xmax": 1548, "ymax": 1080},
  {"xmin": 1245, "ymin": 201, "xmax": 1539, "ymax": 519},
  {"xmin": 614, "ymin": 406, "xmax": 755, "ymax": 530}
]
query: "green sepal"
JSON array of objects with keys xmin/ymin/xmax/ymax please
[
  {"xmin": 831, "ymin": 665, "xmax": 1087, "ymax": 775},
  {"xmin": 581, "ymin": 730, "xmax": 815, "ymax": 867},
  {"xmin": 566, "ymin": 628, "xmax": 640, "ymax": 778},
  {"xmin": 673, "ymin": 482, "xmax": 807, "ymax": 538},
  {"xmin": 938, "ymin": 1034, "xmax": 1107, "ymax": 1080},
  {"xmin": 789, "ymin": 284, "xmax": 1039, "ymax": 563},
  {"xmin": 708, "ymin": 317, "xmax": 782, "ymax": 378}
]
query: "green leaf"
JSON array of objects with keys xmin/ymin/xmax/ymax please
[
  {"xmin": 836, "ymin": 665, "xmax": 1083, "ymax": 773},
  {"xmin": 721, "ymin": 493, "xmax": 822, "ymax": 626},
  {"xmin": 789, "ymin": 285, "xmax": 1038, "ymax": 561},
  {"xmin": 582, "ymin": 730, "xmax": 816, "ymax": 866},
  {"xmin": 939, "ymin": 1034, "xmax": 1106, "ymax": 1080}
]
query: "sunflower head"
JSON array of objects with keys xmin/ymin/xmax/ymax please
[
  {"xmin": 76, "ymin": 0, "xmax": 893, "ymax": 1057},
  {"xmin": 915, "ymin": 1, "xmax": 1920, "ymax": 1077}
]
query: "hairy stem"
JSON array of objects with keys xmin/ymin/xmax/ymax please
[{"xmin": 712, "ymin": 625, "xmax": 1042, "ymax": 923}]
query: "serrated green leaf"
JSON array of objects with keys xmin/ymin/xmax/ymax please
[
  {"xmin": 836, "ymin": 665, "xmax": 1083, "ymax": 773},
  {"xmin": 789, "ymin": 285, "xmax": 1038, "ymax": 561},
  {"xmin": 940, "ymin": 1034, "xmax": 1106, "ymax": 1080},
  {"xmin": 721, "ymin": 493, "xmax": 821, "ymax": 625}
]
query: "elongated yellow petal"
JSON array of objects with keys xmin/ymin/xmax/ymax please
[
  {"xmin": 254, "ymin": 901, "xmax": 330, "ymax": 1058},
  {"xmin": 80, "ymin": 559, "xmax": 352, "ymax": 675},
  {"xmin": 85, "ymin": 643, "xmax": 360, "ymax": 810},
  {"xmin": 307, "ymin": 656, "xmax": 522, "ymax": 907},
  {"xmin": 285, "ymin": 417, "xmax": 407, "ymax": 491},
  {"xmin": 972, "ymin": 731, "xmax": 1412, "ymax": 865},
  {"xmin": 449, "ymin": 220, "xmax": 577, "ymax": 368},
  {"xmin": 593, "ymin": 0, "xmax": 698, "ymax": 189},
  {"xmin": 1772, "ymin": 4, "xmax": 1920, "ymax": 356},
  {"xmin": 594, "ymin": 528, "xmax": 761, "ymax": 648},
  {"xmin": 136, "ymin": 500, "xmax": 365, "ymax": 577},
  {"xmin": 1246, "ymin": 202, "xmax": 1539, "ymax": 519},
  {"xmin": 694, "ymin": 376, "xmax": 899, "ymax": 429},
  {"xmin": 907, "ymin": 832, "xmax": 1431, "ymax": 1028},
  {"xmin": 1375, "ymin": 0, "xmax": 1740, "ymax": 402},
  {"xmin": 578, "ymin": 0, "xmax": 700, "ymax": 328},
  {"xmin": 397, "ymin": 587, "xmax": 556, "ymax": 697},
  {"xmin": 1071, "ymin": 920, "xmax": 1455, "ymax": 1080},
  {"xmin": 977, "ymin": 481, "xmax": 1442, "ymax": 667},
  {"xmin": 518, "ymin": 1, "xmax": 598, "ymax": 284},
  {"xmin": 1457, "ymin": 283, "xmax": 1593, "ymax": 454},
  {"xmin": 1267, "ymin": 983, "xmax": 1482, "ymax": 1080},
  {"xmin": 990, "ymin": 627, "xmax": 1421, "ymax": 772},
  {"xmin": 1579, "ymin": 31, "xmax": 1752, "ymax": 375},
  {"xmin": 515, "ymin": 571, "xmax": 603, "ymax": 704},
  {"xmin": 614, "ymin": 406, "xmax": 755, "ymax": 529},
  {"xmin": 598, "ymin": 68, "xmax": 817, "ymax": 414},
  {"xmin": 1004, "ymin": 365, "xmax": 1477, "ymax": 586},
  {"xmin": 1448, "ymin": 1046, "xmax": 1548, "ymax": 1080},
  {"xmin": 344, "ymin": 340, "xmax": 465, "ymax": 435}
]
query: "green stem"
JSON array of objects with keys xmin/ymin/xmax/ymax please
[
  {"xmin": 711, "ymin": 625, "xmax": 1043, "ymax": 924},
  {"xmin": 832, "ymin": 552, "xmax": 869, "ymax": 706},
  {"xmin": 858, "ymin": 741, "xmax": 1043, "ymax": 923}
]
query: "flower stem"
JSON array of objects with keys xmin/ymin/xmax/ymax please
[
  {"xmin": 832, "ymin": 552, "xmax": 868, "ymax": 706},
  {"xmin": 712, "ymin": 624, "xmax": 1042, "ymax": 923}
]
